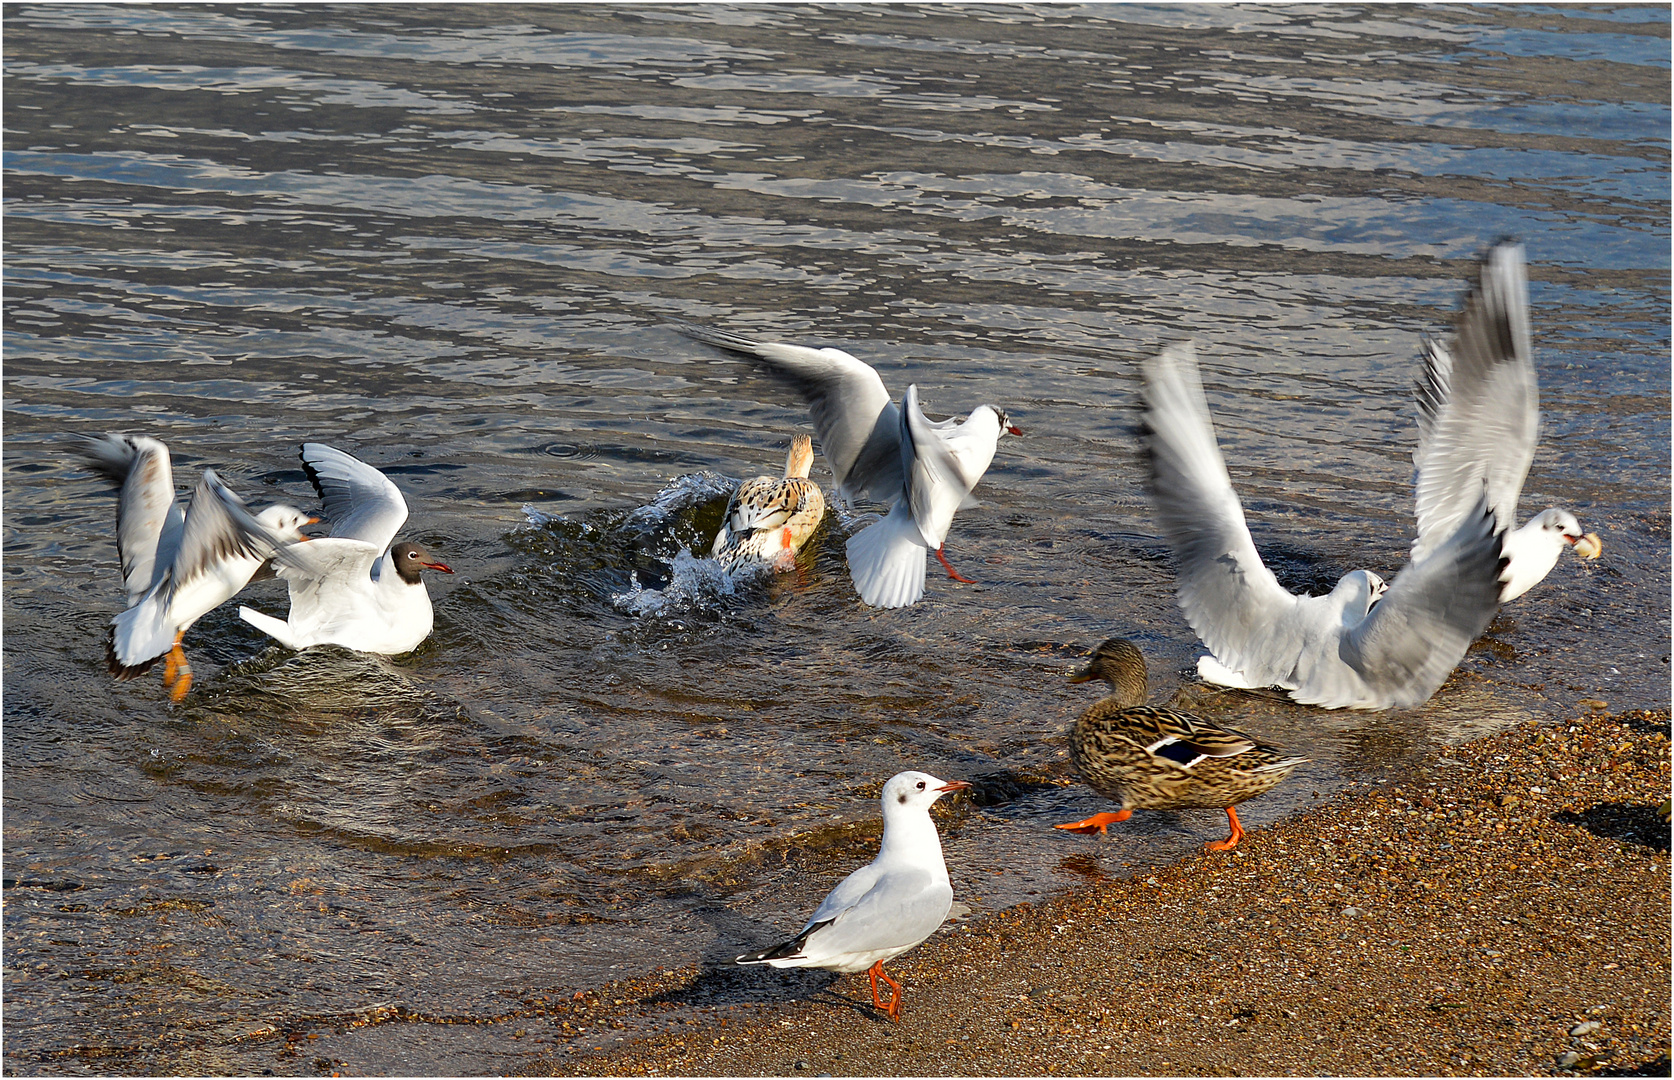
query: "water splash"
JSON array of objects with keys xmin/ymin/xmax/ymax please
[{"xmin": 612, "ymin": 548, "xmax": 745, "ymax": 618}]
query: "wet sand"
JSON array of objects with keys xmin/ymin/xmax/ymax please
[{"xmin": 533, "ymin": 707, "xmax": 1669, "ymax": 1077}]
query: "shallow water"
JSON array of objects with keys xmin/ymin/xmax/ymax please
[{"xmin": 3, "ymin": 4, "xmax": 1668, "ymax": 1074}]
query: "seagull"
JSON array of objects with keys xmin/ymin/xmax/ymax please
[
  {"xmin": 1141, "ymin": 343, "xmax": 1507, "ymax": 710},
  {"xmin": 712, "ymin": 434, "xmax": 827, "ymax": 572},
  {"xmin": 238, "ymin": 443, "xmax": 452, "ymax": 655},
  {"xmin": 77, "ymin": 434, "xmax": 314, "ymax": 701},
  {"xmin": 1412, "ymin": 241, "xmax": 1601, "ymax": 600},
  {"xmin": 735, "ymin": 770, "xmax": 970, "ymax": 1022},
  {"xmin": 676, "ymin": 323, "xmax": 1020, "ymax": 608}
]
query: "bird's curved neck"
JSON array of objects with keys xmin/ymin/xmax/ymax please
[{"xmin": 876, "ymin": 810, "xmax": 948, "ymax": 877}]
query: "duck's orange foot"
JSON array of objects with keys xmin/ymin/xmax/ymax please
[
  {"xmin": 935, "ymin": 545, "xmax": 977, "ymax": 584},
  {"xmin": 1053, "ymin": 810, "xmax": 1132, "ymax": 835},
  {"xmin": 1203, "ymin": 806, "xmax": 1245, "ymax": 852}
]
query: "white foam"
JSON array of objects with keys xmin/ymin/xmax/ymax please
[{"xmin": 612, "ymin": 548, "xmax": 743, "ymax": 617}]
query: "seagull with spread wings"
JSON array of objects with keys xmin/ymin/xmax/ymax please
[{"xmin": 677, "ymin": 323, "xmax": 1020, "ymax": 608}]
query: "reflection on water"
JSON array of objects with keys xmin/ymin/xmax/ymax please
[{"xmin": 4, "ymin": 4, "xmax": 1667, "ymax": 1074}]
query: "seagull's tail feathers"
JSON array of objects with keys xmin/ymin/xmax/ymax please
[
  {"xmin": 238, "ymin": 605, "xmax": 303, "ymax": 650},
  {"xmin": 108, "ymin": 598, "xmax": 174, "ymax": 676},
  {"xmin": 1196, "ymin": 655, "xmax": 1262, "ymax": 690},
  {"xmin": 735, "ymin": 919, "xmax": 833, "ymax": 967},
  {"xmin": 844, "ymin": 503, "xmax": 928, "ymax": 608}
]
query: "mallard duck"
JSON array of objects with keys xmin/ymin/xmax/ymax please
[
  {"xmin": 712, "ymin": 434, "xmax": 827, "ymax": 572},
  {"xmin": 1054, "ymin": 638, "xmax": 1306, "ymax": 851}
]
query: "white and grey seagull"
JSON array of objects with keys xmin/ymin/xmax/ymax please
[
  {"xmin": 77, "ymin": 434, "xmax": 314, "ymax": 701},
  {"xmin": 676, "ymin": 323, "xmax": 1020, "ymax": 608},
  {"xmin": 735, "ymin": 770, "xmax": 970, "ymax": 1022},
  {"xmin": 1141, "ymin": 343, "xmax": 1508, "ymax": 711},
  {"xmin": 1411, "ymin": 241, "xmax": 1601, "ymax": 600},
  {"xmin": 239, "ymin": 443, "xmax": 452, "ymax": 655}
]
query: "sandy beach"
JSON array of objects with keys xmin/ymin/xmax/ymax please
[{"xmin": 527, "ymin": 706, "xmax": 1670, "ymax": 1077}]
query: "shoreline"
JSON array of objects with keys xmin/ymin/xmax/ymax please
[{"xmin": 530, "ymin": 707, "xmax": 1669, "ymax": 1077}]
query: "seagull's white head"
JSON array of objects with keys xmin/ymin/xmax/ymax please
[
  {"xmin": 1533, "ymin": 508, "xmax": 1602, "ymax": 560},
  {"xmin": 983, "ymin": 406, "xmax": 1023, "ymax": 438},
  {"xmin": 1337, "ymin": 569, "xmax": 1388, "ymax": 617},
  {"xmin": 258, "ymin": 504, "xmax": 319, "ymax": 542},
  {"xmin": 881, "ymin": 771, "xmax": 970, "ymax": 816}
]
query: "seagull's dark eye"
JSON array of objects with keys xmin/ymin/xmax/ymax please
[{"xmin": 916, "ymin": 781, "xmax": 926, "ymax": 790}]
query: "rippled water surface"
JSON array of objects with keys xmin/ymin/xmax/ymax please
[{"xmin": 4, "ymin": 4, "xmax": 1668, "ymax": 1074}]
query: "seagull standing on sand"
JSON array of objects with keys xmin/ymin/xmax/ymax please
[
  {"xmin": 712, "ymin": 434, "xmax": 827, "ymax": 572},
  {"xmin": 1141, "ymin": 343, "xmax": 1507, "ymax": 710},
  {"xmin": 736, "ymin": 771, "xmax": 970, "ymax": 1022},
  {"xmin": 77, "ymin": 434, "xmax": 314, "ymax": 701},
  {"xmin": 239, "ymin": 443, "xmax": 452, "ymax": 655},
  {"xmin": 1411, "ymin": 241, "xmax": 1601, "ymax": 600},
  {"xmin": 676, "ymin": 323, "xmax": 1020, "ymax": 608}
]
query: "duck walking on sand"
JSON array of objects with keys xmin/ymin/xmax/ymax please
[
  {"xmin": 1142, "ymin": 342, "xmax": 1507, "ymax": 710},
  {"xmin": 1411, "ymin": 241, "xmax": 1601, "ymax": 600},
  {"xmin": 676, "ymin": 322, "xmax": 1020, "ymax": 608},
  {"xmin": 713, "ymin": 434, "xmax": 827, "ymax": 572},
  {"xmin": 1055, "ymin": 639, "xmax": 1305, "ymax": 851},
  {"xmin": 77, "ymin": 434, "xmax": 314, "ymax": 701},
  {"xmin": 239, "ymin": 443, "xmax": 452, "ymax": 655},
  {"xmin": 736, "ymin": 771, "xmax": 970, "ymax": 1022}
]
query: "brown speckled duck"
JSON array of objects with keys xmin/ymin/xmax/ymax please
[
  {"xmin": 712, "ymin": 434, "xmax": 827, "ymax": 572},
  {"xmin": 1055, "ymin": 638, "xmax": 1306, "ymax": 851}
]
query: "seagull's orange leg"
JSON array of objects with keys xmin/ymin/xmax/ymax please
[
  {"xmin": 935, "ymin": 545, "xmax": 976, "ymax": 584},
  {"xmin": 867, "ymin": 960, "xmax": 903, "ymax": 1022},
  {"xmin": 161, "ymin": 638, "xmax": 181, "ymax": 687},
  {"xmin": 166, "ymin": 635, "xmax": 193, "ymax": 703},
  {"xmin": 1053, "ymin": 809, "xmax": 1132, "ymax": 835},
  {"xmin": 1204, "ymin": 806, "xmax": 1246, "ymax": 852}
]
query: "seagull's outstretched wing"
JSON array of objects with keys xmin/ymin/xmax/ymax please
[
  {"xmin": 901, "ymin": 385, "xmax": 989, "ymax": 550},
  {"xmin": 162, "ymin": 470, "xmax": 292, "ymax": 604},
  {"xmin": 1336, "ymin": 494, "xmax": 1507, "ymax": 708},
  {"xmin": 674, "ymin": 322, "xmax": 904, "ymax": 505},
  {"xmin": 77, "ymin": 433, "xmax": 185, "ymax": 606},
  {"xmin": 1411, "ymin": 242, "xmax": 1538, "ymax": 562},
  {"xmin": 300, "ymin": 443, "xmax": 409, "ymax": 552},
  {"xmin": 1140, "ymin": 343, "xmax": 1301, "ymax": 687}
]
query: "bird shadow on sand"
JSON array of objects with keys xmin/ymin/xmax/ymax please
[
  {"xmin": 640, "ymin": 961, "xmax": 886, "ymax": 1022},
  {"xmin": 640, "ymin": 903, "xmax": 889, "ymax": 1022},
  {"xmin": 1552, "ymin": 801, "xmax": 1670, "ymax": 853}
]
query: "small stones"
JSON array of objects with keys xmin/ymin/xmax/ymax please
[
  {"xmin": 792, "ymin": 1059, "xmax": 810, "ymax": 1071},
  {"xmin": 1340, "ymin": 906, "xmax": 1362, "ymax": 918},
  {"xmin": 1556, "ymin": 1050, "xmax": 1582, "ymax": 1068},
  {"xmin": 1569, "ymin": 1020, "xmax": 1601, "ymax": 1037}
]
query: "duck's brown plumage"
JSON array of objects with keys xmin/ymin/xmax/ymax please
[
  {"xmin": 1059, "ymin": 638, "xmax": 1305, "ymax": 849},
  {"xmin": 713, "ymin": 435, "xmax": 827, "ymax": 572}
]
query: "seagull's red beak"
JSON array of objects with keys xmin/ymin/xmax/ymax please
[
  {"xmin": 423, "ymin": 560, "xmax": 455, "ymax": 574},
  {"xmin": 935, "ymin": 780, "xmax": 972, "ymax": 793},
  {"xmin": 1006, "ymin": 424, "xmax": 1024, "ymax": 436}
]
